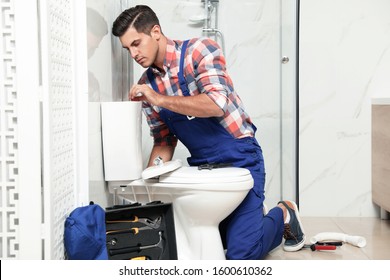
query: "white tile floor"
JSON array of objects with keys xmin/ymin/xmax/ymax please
[{"xmin": 265, "ymin": 217, "xmax": 390, "ymax": 260}]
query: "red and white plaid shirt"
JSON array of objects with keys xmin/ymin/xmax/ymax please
[{"xmin": 138, "ymin": 37, "xmax": 255, "ymax": 147}]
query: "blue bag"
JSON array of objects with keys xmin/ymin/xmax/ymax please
[{"xmin": 64, "ymin": 202, "xmax": 108, "ymax": 260}]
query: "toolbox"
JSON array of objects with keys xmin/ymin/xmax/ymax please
[{"xmin": 105, "ymin": 202, "xmax": 177, "ymax": 260}]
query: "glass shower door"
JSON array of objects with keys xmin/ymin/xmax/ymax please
[{"xmin": 280, "ymin": 0, "xmax": 299, "ymax": 204}]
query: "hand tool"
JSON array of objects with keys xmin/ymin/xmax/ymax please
[
  {"xmin": 316, "ymin": 241, "xmax": 343, "ymax": 247},
  {"xmin": 106, "ymin": 216, "xmax": 162, "ymax": 229},
  {"xmin": 109, "ymin": 231, "xmax": 165, "ymax": 258},
  {"xmin": 130, "ymin": 256, "xmax": 151, "ymax": 260},
  {"xmin": 303, "ymin": 244, "xmax": 337, "ymax": 251},
  {"xmin": 106, "ymin": 224, "xmax": 157, "ymax": 235}
]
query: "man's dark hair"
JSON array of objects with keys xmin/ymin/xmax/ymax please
[{"xmin": 112, "ymin": 5, "xmax": 161, "ymax": 37}]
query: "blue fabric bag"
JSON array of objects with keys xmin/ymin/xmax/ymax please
[{"xmin": 64, "ymin": 202, "xmax": 108, "ymax": 260}]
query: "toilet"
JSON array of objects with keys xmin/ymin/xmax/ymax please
[{"xmin": 101, "ymin": 102, "xmax": 253, "ymax": 260}]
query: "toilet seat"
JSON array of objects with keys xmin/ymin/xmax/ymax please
[
  {"xmin": 141, "ymin": 160, "xmax": 253, "ymax": 190},
  {"xmin": 138, "ymin": 160, "xmax": 253, "ymax": 191},
  {"xmin": 154, "ymin": 166, "xmax": 253, "ymax": 191},
  {"xmin": 113, "ymin": 160, "xmax": 253, "ymax": 192},
  {"xmin": 160, "ymin": 166, "xmax": 252, "ymax": 184}
]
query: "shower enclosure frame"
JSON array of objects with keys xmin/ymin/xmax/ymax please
[{"xmin": 280, "ymin": 0, "xmax": 300, "ymax": 205}]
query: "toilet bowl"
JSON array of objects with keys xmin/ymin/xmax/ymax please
[
  {"xmin": 101, "ymin": 102, "xmax": 253, "ymax": 259},
  {"xmin": 108, "ymin": 160, "xmax": 253, "ymax": 260}
]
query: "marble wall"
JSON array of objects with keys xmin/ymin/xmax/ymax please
[{"xmin": 299, "ymin": 0, "xmax": 390, "ymax": 217}]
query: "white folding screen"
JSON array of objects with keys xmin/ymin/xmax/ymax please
[
  {"xmin": 0, "ymin": 0, "xmax": 88, "ymax": 259},
  {"xmin": 0, "ymin": 0, "xmax": 21, "ymax": 260},
  {"xmin": 40, "ymin": 0, "xmax": 73, "ymax": 260},
  {"xmin": 39, "ymin": 0, "xmax": 88, "ymax": 259}
]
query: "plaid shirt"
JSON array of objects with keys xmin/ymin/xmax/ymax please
[{"xmin": 138, "ymin": 37, "xmax": 255, "ymax": 147}]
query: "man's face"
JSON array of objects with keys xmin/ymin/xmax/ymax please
[{"xmin": 120, "ymin": 26, "xmax": 159, "ymax": 68}]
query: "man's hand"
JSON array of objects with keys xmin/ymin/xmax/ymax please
[{"xmin": 129, "ymin": 84, "xmax": 161, "ymax": 106}]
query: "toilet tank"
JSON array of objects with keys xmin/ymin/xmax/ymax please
[{"xmin": 101, "ymin": 101, "xmax": 143, "ymax": 181}]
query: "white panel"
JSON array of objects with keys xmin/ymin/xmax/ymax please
[
  {"xmin": 0, "ymin": 0, "xmax": 19, "ymax": 259},
  {"xmin": 14, "ymin": 0, "xmax": 43, "ymax": 259},
  {"xmin": 40, "ymin": 0, "xmax": 78, "ymax": 259}
]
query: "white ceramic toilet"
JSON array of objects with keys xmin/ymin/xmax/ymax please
[{"xmin": 101, "ymin": 102, "xmax": 253, "ymax": 260}]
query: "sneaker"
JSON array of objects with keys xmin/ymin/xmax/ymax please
[{"xmin": 278, "ymin": 200, "xmax": 306, "ymax": 252}]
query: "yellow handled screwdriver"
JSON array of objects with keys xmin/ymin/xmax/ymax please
[{"xmin": 106, "ymin": 225, "xmax": 152, "ymax": 235}]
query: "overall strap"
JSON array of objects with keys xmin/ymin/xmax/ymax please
[
  {"xmin": 146, "ymin": 68, "xmax": 159, "ymax": 92},
  {"xmin": 147, "ymin": 40, "xmax": 190, "ymax": 95},
  {"xmin": 178, "ymin": 40, "xmax": 190, "ymax": 96}
]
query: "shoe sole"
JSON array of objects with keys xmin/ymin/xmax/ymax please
[{"xmin": 283, "ymin": 201, "xmax": 306, "ymax": 252}]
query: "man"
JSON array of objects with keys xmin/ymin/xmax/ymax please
[{"xmin": 112, "ymin": 5, "xmax": 305, "ymax": 259}]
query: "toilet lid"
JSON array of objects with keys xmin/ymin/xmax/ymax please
[
  {"xmin": 159, "ymin": 166, "xmax": 252, "ymax": 184},
  {"xmin": 141, "ymin": 159, "xmax": 183, "ymax": 179}
]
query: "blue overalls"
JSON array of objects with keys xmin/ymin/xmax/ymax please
[{"xmin": 146, "ymin": 40, "xmax": 284, "ymax": 259}]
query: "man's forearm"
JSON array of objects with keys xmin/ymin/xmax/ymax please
[
  {"xmin": 147, "ymin": 145, "xmax": 175, "ymax": 167},
  {"xmin": 157, "ymin": 93, "xmax": 224, "ymax": 118}
]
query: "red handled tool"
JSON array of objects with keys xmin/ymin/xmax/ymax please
[{"xmin": 303, "ymin": 244, "xmax": 337, "ymax": 251}]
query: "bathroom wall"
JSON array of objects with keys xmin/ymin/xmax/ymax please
[{"xmin": 299, "ymin": 0, "xmax": 390, "ymax": 217}]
